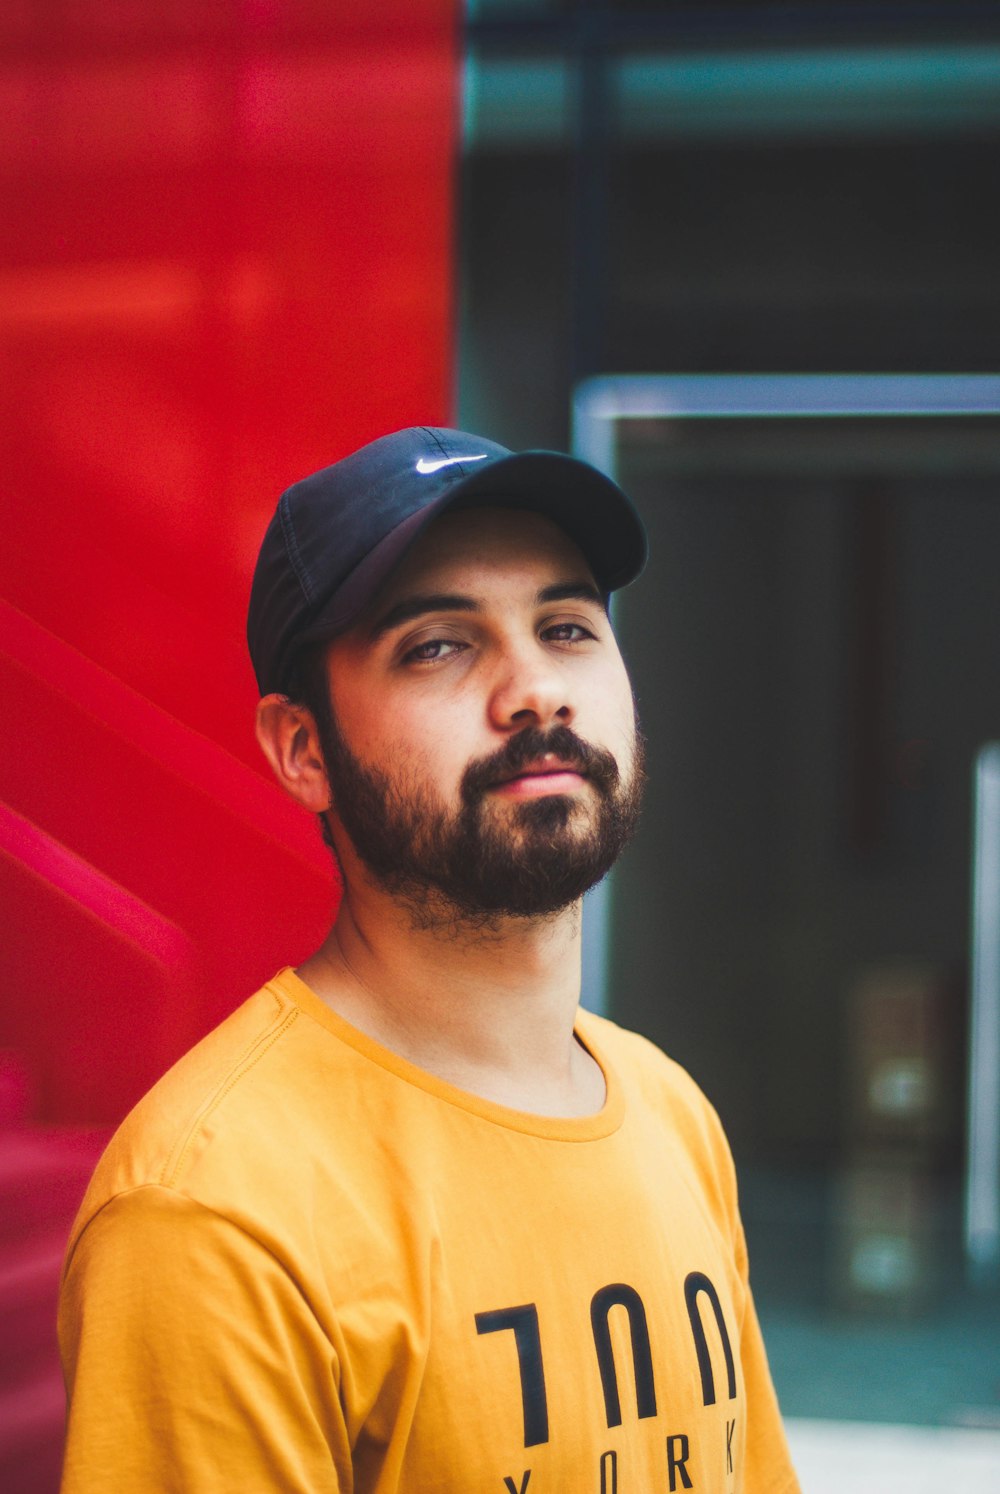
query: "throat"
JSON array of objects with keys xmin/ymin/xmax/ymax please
[{"xmin": 297, "ymin": 900, "xmax": 591, "ymax": 1114}]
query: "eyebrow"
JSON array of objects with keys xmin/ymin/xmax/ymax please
[{"xmin": 368, "ymin": 579, "xmax": 606, "ymax": 641}]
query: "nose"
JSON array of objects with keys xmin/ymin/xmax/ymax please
[{"xmin": 487, "ymin": 640, "xmax": 574, "ymax": 732}]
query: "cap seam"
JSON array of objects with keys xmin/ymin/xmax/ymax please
[
  {"xmin": 418, "ymin": 426, "xmax": 496, "ymax": 485},
  {"xmin": 419, "ymin": 427, "xmax": 452, "ymax": 461},
  {"xmin": 277, "ymin": 494, "xmax": 315, "ymax": 605}
]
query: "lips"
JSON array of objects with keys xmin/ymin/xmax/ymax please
[
  {"xmin": 493, "ymin": 758, "xmax": 587, "ymax": 787},
  {"xmin": 460, "ymin": 725, "xmax": 620, "ymax": 807}
]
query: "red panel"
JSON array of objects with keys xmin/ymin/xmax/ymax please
[
  {"xmin": 0, "ymin": 807, "xmax": 194, "ymax": 1123},
  {"xmin": 0, "ymin": 4, "xmax": 459, "ymax": 1124}
]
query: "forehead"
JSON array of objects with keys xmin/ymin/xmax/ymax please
[{"xmin": 372, "ymin": 504, "xmax": 595, "ymax": 602}]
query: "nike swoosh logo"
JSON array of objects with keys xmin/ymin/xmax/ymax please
[{"xmin": 415, "ymin": 454, "xmax": 489, "ymax": 474}]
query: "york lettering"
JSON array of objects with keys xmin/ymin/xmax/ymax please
[
  {"xmin": 666, "ymin": 1434, "xmax": 694, "ymax": 1491},
  {"xmin": 500, "ymin": 1437, "xmax": 700, "ymax": 1491}
]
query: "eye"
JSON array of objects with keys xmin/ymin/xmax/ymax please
[
  {"xmin": 542, "ymin": 621, "xmax": 597, "ymax": 644},
  {"xmin": 400, "ymin": 636, "xmax": 468, "ymax": 665}
]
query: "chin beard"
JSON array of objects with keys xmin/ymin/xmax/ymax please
[{"xmin": 319, "ymin": 718, "xmax": 646, "ymax": 930}]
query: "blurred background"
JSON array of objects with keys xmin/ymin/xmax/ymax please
[{"xmin": 3, "ymin": 1, "xmax": 1000, "ymax": 1488}]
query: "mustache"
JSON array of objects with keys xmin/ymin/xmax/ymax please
[{"xmin": 461, "ymin": 725, "xmax": 622, "ymax": 803}]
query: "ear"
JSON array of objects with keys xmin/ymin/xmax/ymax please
[{"xmin": 255, "ymin": 694, "xmax": 331, "ymax": 813}]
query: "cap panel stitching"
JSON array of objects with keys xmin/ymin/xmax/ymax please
[
  {"xmin": 418, "ymin": 427, "xmax": 452, "ymax": 461},
  {"xmin": 277, "ymin": 493, "xmax": 315, "ymax": 604}
]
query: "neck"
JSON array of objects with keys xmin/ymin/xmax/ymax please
[{"xmin": 297, "ymin": 870, "xmax": 603, "ymax": 1117}]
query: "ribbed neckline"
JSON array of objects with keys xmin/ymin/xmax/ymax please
[{"xmin": 271, "ymin": 967, "xmax": 627, "ymax": 1143}]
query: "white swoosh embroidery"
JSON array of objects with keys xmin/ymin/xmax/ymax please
[{"xmin": 415, "ymin": 454, "xmax": 488, "ymax": 474}]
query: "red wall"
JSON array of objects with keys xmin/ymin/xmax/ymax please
[{"xmin": 0, "ymin": 3, "xmax": 459, "ymax": 1125}]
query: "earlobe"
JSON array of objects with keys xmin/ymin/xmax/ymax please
[{"xmin": 255, "ymin": 694, "xmax": 330, "ymax": 812}]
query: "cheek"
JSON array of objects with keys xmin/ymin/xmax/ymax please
[
  {"xmin": 341, "ymin": 689, "xmax": 473, "ymax": 787},
  {"xmin": 591, "ymin": 659, "xmax": 638, "ymax": 757}
]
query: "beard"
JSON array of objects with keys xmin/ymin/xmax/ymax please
[{"xmin": 317, "ymin": 709, "xmax": 646, "ymax": 929}]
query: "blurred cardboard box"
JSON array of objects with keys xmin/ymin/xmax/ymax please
[
  {"xmin": 844, "ymin": 963, "xmax": 961, "ymax": 1158},
  {"xmin": 832, "ymin": 962, "xmax": 963, "ymax": 1316},
  {"xmin": 830, "ymin": 1157, "xmax": 943, "ymax": 1318}
]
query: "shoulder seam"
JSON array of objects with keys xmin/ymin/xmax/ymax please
[
  {"xmin": 62, "ymin": 1182, "xmax": 312, "ymax": 1301},
  {"xmin": 160, "ymin": 991, "xmax": 298, "ymax": 1188}
]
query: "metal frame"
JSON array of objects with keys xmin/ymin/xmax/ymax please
[
  {"xmin": 969, "ymin": 744, "xmax": 1000, "ymax": 1282},
  {"xmin": 572, "ymin": 372, "xmax": 1000, "ymax": 1282}
]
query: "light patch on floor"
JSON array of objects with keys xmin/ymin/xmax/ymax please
[{"xmin": 785, "ymin": 1418, "xmax": 1000, "ymax": 1493}]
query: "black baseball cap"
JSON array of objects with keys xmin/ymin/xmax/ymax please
[{"xmin": 247, "ymin": 425, "xmax": 648, "ymax": 697}]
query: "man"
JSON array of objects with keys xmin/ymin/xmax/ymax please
[{"xmin": 59, "ymin": 427, "xmax": 800, "ymax": 1492}]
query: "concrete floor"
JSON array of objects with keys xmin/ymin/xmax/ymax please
[{"xmin": 785, "ymin": 1418, "xmax": 1000, "ymax": 1494}]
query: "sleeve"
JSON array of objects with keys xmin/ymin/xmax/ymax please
[
  {"xmin": 733, "ymin": 1222, "xmax": 802, "ymax": 1494},
  {"xmin": 688, "ymin": 1085, "xmax": 801, "ymax": 1494},
  {"xmin": 59, "ymin": 1186, "xmax": 354, "ymax": 1494}
]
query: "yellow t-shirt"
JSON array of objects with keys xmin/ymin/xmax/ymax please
[{"xmin": 59, "ymin": 968, "xmax": 800, "ymax": 1493}]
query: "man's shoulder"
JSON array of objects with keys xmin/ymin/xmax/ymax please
[
  {"xmin": 67, "ymin": 970, "xmax": 323, "ymax": 1239},
  {"xmin": 582, "ymin": 1009, "xmax": 737, "ymax": 1179},
  {"xmin": 582, "ymin": 1008, "xmax": 708, "ymax": 1102}
]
